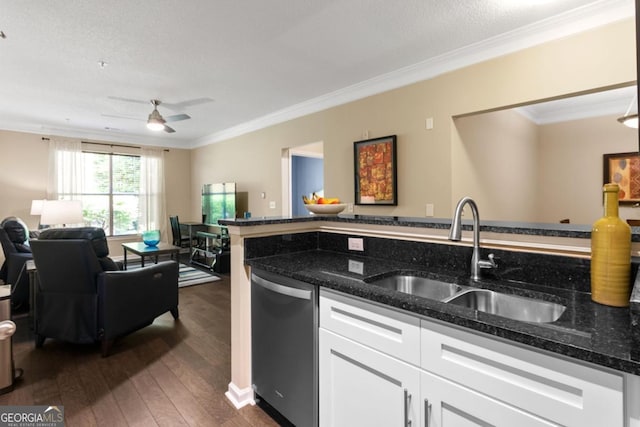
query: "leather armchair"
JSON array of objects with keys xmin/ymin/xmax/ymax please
[
  {"xmin": 30, "ymin": 227, "xmax": 179, "ymax": 356},
  {"xmin": 0, "ymin": 218, "xmax": 32, "ymax": 312}
]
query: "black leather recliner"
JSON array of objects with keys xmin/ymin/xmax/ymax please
[
  {"xmin": 30, "ymin": 227, "xmax": 179, "ymax": 356},
  {"xmin": 0, "ymin": 218, "xmax": 33, "ymax": 312}
]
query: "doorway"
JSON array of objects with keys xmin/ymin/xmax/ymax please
[
  {"xmin": 284, "ymin": 142, "xmax": 324, "ymax": 216},
  {"xmin": 292, "ymin": 155, "xmax": 323, "ymax": 216}
]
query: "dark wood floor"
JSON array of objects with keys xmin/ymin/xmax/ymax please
[{"xmin": 0, "ymin": 274, "xmax": 279, "ymax": 427}]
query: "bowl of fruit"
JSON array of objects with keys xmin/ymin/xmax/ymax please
[{"xmin": 302, "ymin": 194, "xmax": 347, "ymax": 215}]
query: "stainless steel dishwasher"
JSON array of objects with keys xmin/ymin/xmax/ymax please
[{"xmin": 251, "ymin": 269, "xmax": 318, "ymax": 427}]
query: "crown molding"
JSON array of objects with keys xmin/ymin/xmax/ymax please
[{"xmin": 190, "ymin": 0, "xmax": 634, "ymax": 149}]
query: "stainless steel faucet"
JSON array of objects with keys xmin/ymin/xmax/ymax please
[{"xmin": 448, "ymin": 197, "xmax": 497, "ymax": 281}]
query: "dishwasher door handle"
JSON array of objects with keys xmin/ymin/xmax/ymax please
[{"xmin": 253, "ymin": 275, "xmax": 312, "ymax": 300}]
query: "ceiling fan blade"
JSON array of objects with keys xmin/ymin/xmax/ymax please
[
  {"xmin": 165, "ymin": 113, "xmax": 191, "ymax": 122},
  {"xmin": 101, "ymin": 113, "xmax": 143, "ymax": 121},
  {"xmin": 163, "ymin": 97, "xmax": 214, "ymax": 111},
  {"xmin": 107, "ymin": 96, "xmax": 149, "ymax": 105},
  {"xmin": 163, "ymin": 125, "xmax": 176, "ymax": 133}
]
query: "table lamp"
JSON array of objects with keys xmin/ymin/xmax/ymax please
[{"xmin": 39, "ymin": 200, "xmax": 83, "ymax": 227}]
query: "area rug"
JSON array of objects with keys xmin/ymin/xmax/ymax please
[
  {"xmin": 122, "ymin": 260, "xmax": 219, "ymax": 288},
  {"xmin": 178, "ymin": 263, "xmax": 220, "ymax": 288}
]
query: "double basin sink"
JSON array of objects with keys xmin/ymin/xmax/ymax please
[{"xmin": 368, "ymin": 274, "xmax": 566, "ymax": 323}]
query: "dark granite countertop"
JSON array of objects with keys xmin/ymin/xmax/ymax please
[
  {"xmin": 220, "ymin": 214, "xmax": 640, "ymax": 242},
  {"xmin": 247, "ymin": 248, "xmax": 640, "ymax": 376}
]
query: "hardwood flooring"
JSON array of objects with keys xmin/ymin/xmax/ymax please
[{"xmin": 0, "ymin": 274, "xmax": 279, "ymax": 427}]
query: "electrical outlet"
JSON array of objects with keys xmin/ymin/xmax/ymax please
[
  {"xmin": 347, "ymin": 203, "xmax": 354, "ymax": 213},
  {"xmin": 348, "ymin": 237, "xmax": 364, "ymax": 251},
  {"xmin": 269, "ymin": 201, "xmax": 276, "ymax": 209},
  {"xmin": 348, "ymin": 259, "xmax": 364, "ymax": 275}
]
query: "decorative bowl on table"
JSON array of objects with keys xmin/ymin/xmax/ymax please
[
  {"xmin": 304, "ymin": 203, "xmax": 347, "ymax": 215},
  {"xmin": 142, "ymin": 230, "xmax": 160, "ymax": 247}
]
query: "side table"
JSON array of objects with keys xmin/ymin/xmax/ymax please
[
  {"xmin": 26, "ymin": 260, "xmax": 37, "ymax": 331},
  {"xmin": 122, "ymin": 242, "xmax": 181, "ymax": 270}
]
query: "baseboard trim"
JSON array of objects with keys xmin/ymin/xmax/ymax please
[{"xmin": 225, "ymin": 382, "xmax": 255, "ymax": 409}]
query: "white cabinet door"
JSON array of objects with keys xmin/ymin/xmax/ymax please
[
  {"xmin": 421, "ymin": 370, "xmax": 555, "ymax": 427},
  {"xmin": 421, "ymin": 320, "xmax": 623, "ymax": 427},
  {"xmin": 319, "ymin": 328, "xmax": 420, "ymax": 427}
]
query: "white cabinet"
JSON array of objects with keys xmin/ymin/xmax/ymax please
[
  {"xmin": 421, "ymin": 319, "xmax": 624, "ymax": 427},
  {"xmin": 421, "ymin": 369, "xmax": 553, "ymax": 427},
  {"xmin": 319, "ymin": 290, "xmax": 626, "ymax": 427},
  {"xmin": 319, "ymin": 328, "xmax": 420, "ymax": 427},
  {"xmin": 319, "ymin": 291, "xmax": 420, "ymax": 426}
]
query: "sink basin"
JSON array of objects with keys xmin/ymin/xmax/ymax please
[
  {"xmin": 369, "ymin": 275, "xmax": 462, "ymax": 301},
  {"xmin": 444, "ymin": 289, "xmax": 566, "ymax": 323}
]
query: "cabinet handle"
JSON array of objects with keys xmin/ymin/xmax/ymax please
[
  {"xmin": 424, "ymin": 398, "xmax": 432, "ymax": 427},
  {"xmin": 404, "ymin": 388, "xmax": 412, "ymax": 427}
]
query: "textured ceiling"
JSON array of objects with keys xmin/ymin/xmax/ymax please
[{"xmin": 0, "ymin": 0, "xmax": 634, "ymax": 148}]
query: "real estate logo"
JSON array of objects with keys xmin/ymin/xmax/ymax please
[{"xmin": 0, "ymin": 405, "xmax": 64, "ymax": 427}]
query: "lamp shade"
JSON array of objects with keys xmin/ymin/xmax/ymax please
[
  {"xmin": 40, "ymin": 200, "xmax": 83, "ymax": 226},
  {"xmin": 30, "ymin": 199, "xmax": 45, "ymax": 215},
  {"xmin": 617, "ymin": 114, "xmax": 639, "ymax": 129}
]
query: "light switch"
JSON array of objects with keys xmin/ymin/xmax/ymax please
[
  {"xmin": 426, "ymin": 203, "xmax": 434, "ymax": 217},
  {"xmin": 426, "ymin": 117, "xmax": 434, "ymax": 130}
]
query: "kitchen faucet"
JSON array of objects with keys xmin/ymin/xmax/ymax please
[{"xmin": 448, "ymin": 197, "xmax": 497, "ymax": 281}]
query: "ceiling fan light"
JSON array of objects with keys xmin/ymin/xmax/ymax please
[
  {"xmin": 147, "ymin": 109, "xmax": 166, "ymax": 131},
  {"xmin": 617, "ymin": 114, "xmax": 639, "ymax": 129},
  {"xmin": 147, "ymin": 120, "xmax": 165, "ymax": 131}
]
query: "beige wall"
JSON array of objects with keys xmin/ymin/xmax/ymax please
[
  {"xmin": 0, "ymin": 131, "xmax": 48, "ymax": 226},
  {"xmin": 538, "ymin": 114, "xmax": 638, "ymax": 224},
  {"xmin": 190, "ymin": 19, "xmax": 637, "ymax": 221},
  {"xmin": 453, "ymin": 110, "xmax": 639, "ymax": 226},
  {"xmin": 0, "ymin": 130, "xmax": 192, "ymax": 258},
  {"xmin": 454, "ymin": 109, "xmax": 539, "ymax": 222},
  {"xmin": 0, "ymin": 18, "xmax": 636, "ymax": 257}
]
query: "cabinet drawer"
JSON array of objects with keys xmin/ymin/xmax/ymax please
[
  {"xmin": 320, "ymin": 290, "xmax": 420, "ymax": 365},
  {"xmin": 421, "ymin": 319, "xmax": 623, "ymax": 427}
]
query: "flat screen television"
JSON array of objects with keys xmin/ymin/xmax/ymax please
[{"xmin": 202, "ymin": 183, "xmax": 236, "ymax": 225}]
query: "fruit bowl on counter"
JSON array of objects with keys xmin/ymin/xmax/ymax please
[{"xmin": 304, "ymin": 203, "xmax": 347, "ymax": 215}]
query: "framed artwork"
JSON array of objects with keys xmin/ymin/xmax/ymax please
[
  {"xmin": 354, "ymin": 135, "xmax": 397, "ymax": 205},
  {"xmin": 603, "ymin": 152, "xmax": 640, "ymax": 204}
]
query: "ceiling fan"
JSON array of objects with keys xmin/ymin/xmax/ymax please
[
  {"xmin": 104, "ymin": 96, "xmax": 214, "ymax": 133},
  {"xmin": 146, "ymin": 99, "xmax": 189, "ymax": 133}
]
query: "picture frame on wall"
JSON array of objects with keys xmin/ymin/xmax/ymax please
[
  {"xmin": 603, "ymin": 152, "xmax": 640, "ymax": 204},
  {"xmin": 354, "ymin": 135, "xmax": 397, "ymax": 205}
]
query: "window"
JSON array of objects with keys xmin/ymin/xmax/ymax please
[
  {"xmin": 77, "ymin": 152, "xmax": 141, "ymax": 236},
  {"xmin": 49, "ymin": 138, "xmax": 166, "ymax": 238}
]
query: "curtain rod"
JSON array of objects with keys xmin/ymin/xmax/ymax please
[{"xmin": 41, "ymin": 137, "xmax": 169, "ymax": 152}]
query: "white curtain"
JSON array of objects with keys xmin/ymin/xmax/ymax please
[
  {"xmin": 47, "ymin": 137, "xmax": 83, "ymax": 199},
  {"xmin": 140, "ymin": 148, "xmax": 167, "ymax": 241}
]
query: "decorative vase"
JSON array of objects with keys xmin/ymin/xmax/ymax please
[
  {"xmin": 590, "ymin": 183, "xmax": 631, "ymax": 307},
  {"xmin": 142, "ymin": 230, "xmax": 160, "ymax": 247}
]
